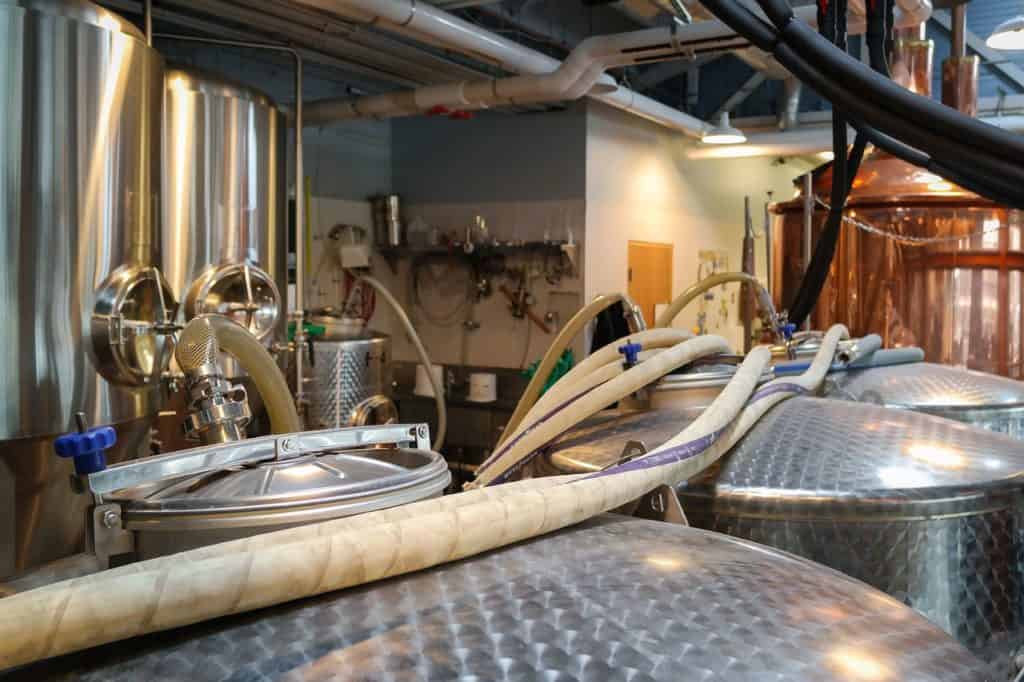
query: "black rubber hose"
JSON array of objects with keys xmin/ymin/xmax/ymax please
[
  {"xmin": 786, "ymin": 0, "xmax": 856, "ymax": 326},
  {"xmin": 699, "ymin": 0, "xmax": 1024, "ymax": 203},
  {"xmin": 758, "ymin": 0, "xmax": 795, "ymax": 28},
  {"xmin": 851, "ymin": 121, "xmax": 1024, "ymax": 207},
  {"xmin": 777, "ymin": 19, "xmax": 1024, "ymax": 165},
  {"xmin": 772, "ymin": 42, "xmax": 1024, "ymax": 193},
  {"xmin": 758, "ymin": 0, "xmax": 1024, "ymax": 165},
  {"xmin": 699, "ymin": 0, "xmax": 778, "ymax": 51}
]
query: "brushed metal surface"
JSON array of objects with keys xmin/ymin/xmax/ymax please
[
  {"xmin": 1, "ymin": 0, "xmax": 164, "ymax": 440},
  {"xmin": 119, "ymin": 446, "xmax": 450, "ymax": 559},
  {"xmin": 0, "ymin": 0, "xmax": 164, "ymax": 578},
  {"xmin": 826, "ymin": 362, "xmax": 1024, "ymax": 438},
  {"xmin": 307, "ymin": 336, "xmax": 391, "ymax": 430},
  {"xmin": 18, "ymin": 516, "xmax": 987, "ymax": 681},
  {"xmin": 0, "ymin": 418, "xmax": 151, "ymax": 580},
  {"xmin": 676, "ymin": 397, "xmax": 1024, "ymax": 678},
  {"xmin": 162, "ymin": 66, "xmax": 287, "ymax": 353}
]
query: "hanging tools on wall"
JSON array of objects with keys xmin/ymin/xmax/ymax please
[{"xmin": 500, "ymin": 265, "xmax": 551, "ymax": 334}]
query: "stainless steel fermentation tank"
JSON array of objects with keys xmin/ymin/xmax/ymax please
[
  {"xmin": 543, "ymin": 397, "xmax": 1024, "ymax": 678},
  {"xmin": 825, "ymin": 361, "xmax": 1024, "ymax": 438},
  {"xmin": 22, "ymin": 515, "xmax": 988, "ymax": 681},
  {"xmin": 162, "ymin": 66, "xmax": 287, "ymax": 356},
  {"xmin": 0, "ymin": 0, "xmax": 170, "ymax": 579}
]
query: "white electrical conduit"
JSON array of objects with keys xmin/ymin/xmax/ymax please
[
  {"xmin": 498, "ymin": 293, "xmax": 628, "ymax": 447},
  {"xmin": 472, "ymin": 334, "xmax": 733, "ymax": 487},
  {"xmin": 351, "ymin": 273, "xmax": 446, "ymax": 450},
  {"xmin": 304, "ymin": 22, "xmax": 746, "ymax": 123},
  {"xmin": 298, "ymin": 0, "xmax": 930, "ymax": 128},
  {"xmin": 0, "ymin": 326, "xmax": 848, "ymax": 670},
  {"xmin": 501, "ymin": 328, "xmax": 693, "ymax": 451}
]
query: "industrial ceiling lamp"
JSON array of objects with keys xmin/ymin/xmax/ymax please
[
  {"xmin": 701, "ymin": 112, "xmax": 747, "ymax": 145},
  {"xmin": 987, "ymin": 15, "xmax": 1024, "ymax": 50}
]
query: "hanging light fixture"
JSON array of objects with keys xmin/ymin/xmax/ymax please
[
  {"xmin": 701, "ymin": 112, "xmax": 747, "ymax": 145},
  {"xmin": 987, "ymin": 15, "xmax": 1024, "ymax": 50}
]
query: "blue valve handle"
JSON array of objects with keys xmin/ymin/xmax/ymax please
[
  {"xmin": 781, "ymin": 323, "xmax": 797, "ymax": 341},
  {"xmin": 55, "ymin": 426, "xmax": 116, "ymax": 476},
  {"xmin": 618, "ymin": 341, "xmax": 642, "ymax": 367}
]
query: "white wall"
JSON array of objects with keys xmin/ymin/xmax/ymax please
[{"xmin": 584, "ymin": 101, "xmax": 814, "ymax": 349}]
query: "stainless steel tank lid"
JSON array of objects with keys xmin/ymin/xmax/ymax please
[
  {"xmin": 165, "ymin": 66, "xmax": 278, "ymax": 108},
  {"xmin": 19, "ymin": 516, "xmax": 986, "ymax": 681},
  {"xmin": 826, "ymin": 362, "xmax": 1024, "ymax": 411},
  {"xmin": 681, "ymin": 396, "xmax": 1024, "ymax": 518},
  {"xmin": 108, "ymin": 447, "xmax": 448, "ymax": 529},
  {"xmin": 7, "ymin": 0, "xmax": 145, "ymax": 40}
]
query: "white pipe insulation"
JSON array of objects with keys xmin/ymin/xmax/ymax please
[
  {"xmin": 295, "ymin": 0, "xmax": 710, "ymax": 135},
  {"xmin": 298, "ymin": 0, "xmax": 932, "ymax": 132},
  {"xmin": 304, "ymin": 22, "xmax": 746, "ymax": 124}
]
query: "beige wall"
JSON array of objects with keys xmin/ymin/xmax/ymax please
[
  {"xmin": 304, "ymin": 102, "xmax": 818, "ymax": 371},
  {"xmin": 307, "ymin": 196, "xmax": 585, "ymax": 370},
  {"xmin": 584, "ymin": 101, "xmax": 815, "ymax": 349}
]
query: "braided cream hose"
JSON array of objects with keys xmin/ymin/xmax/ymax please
[
  {"xmin": 0, "ymin": 325, "xmax": 847, "ymax": 671},
  {"xmin": 498, "ymin": 293, "xmax": 627, "ymax": 446},
  {"xmin": 515, "ymin": 328, "xmax": 692, "ymax": 433},
  {"xmin": 472, "ymin": 334, "xmax": 731, "ymax": 487}
]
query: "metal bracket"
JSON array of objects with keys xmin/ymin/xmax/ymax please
[
  {"xmin": 630, "ymin": 485, "xmax": 689, "ymax": 526},
  {"xmin": 620, "ymin": 440, "xmax": 648, "ymax": 463},
  {"xmin": 89, "ymin": 504, "xmax": 135, "ymax": 566},
  {"xmin": 86, "ymin": 423, "xmax": 433, "ymax": 498}
]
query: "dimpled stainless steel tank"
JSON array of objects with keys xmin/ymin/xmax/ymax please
[
  {"xmin": 680, "ymin": 397, "xmax": 1024, "ymax": 680},
  {"xmin": 824, "ymin": 362, "xmax": 1024, "ymax": 439},
  {"xmin": 542, "ymin": 397, "xmax": 1024, "ymax": 678},
  {"xmin": 0, "ymin": 0, "xmax": 171, "ymax": 579},
  {"xmin": 19, "ymin": 516, "xmax": 987, "ymax": 681}
]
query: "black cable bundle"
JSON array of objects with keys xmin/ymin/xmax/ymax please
[
  {"xmin": 784, "ymin": 0, "xmax": 865, "ymax": 327},
  {"xmin": 699, "ymin": 0, "xmax": 1024, "ymax": 327}
]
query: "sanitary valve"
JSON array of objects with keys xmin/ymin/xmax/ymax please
[
  {"xmin": 54, "ymin": 412, "xmax": 116, "ymax": 475},
  {"xmin": 618, "ymin": 341, "xmax": 642, "ymax": 368}
]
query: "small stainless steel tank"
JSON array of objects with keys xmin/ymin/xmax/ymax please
[
  {"xmin": 305, "ymin": 325, "xmax": 393, "ymax": 429},
  {"xmin": 162, "ymin": 66, "xmax": 287, "ymax": 353},
  {"xmin": 23, "ymin": 516, "xmax": 987, "ymax": 681},
  {"xmin": 0, "ymin": 0, "xmax": 171, "ymax": 578}
]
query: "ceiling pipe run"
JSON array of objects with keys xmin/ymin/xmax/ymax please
[
  {"xmin": 293, "ymin": 0, "xmax": 931, "ymax": 136},
  {"xmin": 304, "ymin": 22, "xmax": 748, "ymax": 124}
]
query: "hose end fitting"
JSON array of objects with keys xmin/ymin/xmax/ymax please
[{"xmin": 618, "ymin": 342, "xmax": 643, "ymax": 368}]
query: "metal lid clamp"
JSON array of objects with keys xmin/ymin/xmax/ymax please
[
  {"xmin": 82, "ymin": 423, "xmax": 433, "ymax": 503},
  {"xmin": 66, "ymin": 423, "xmax": 433, "ymax": 568}
]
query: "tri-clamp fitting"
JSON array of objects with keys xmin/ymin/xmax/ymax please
[{"xmin": 177, "ymin": 317, "xmax": 252, "ymax": 444}]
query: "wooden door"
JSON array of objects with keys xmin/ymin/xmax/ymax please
[{"xmin": 628, "ymin": 241, "xmax": 673, "ymax": 326}]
